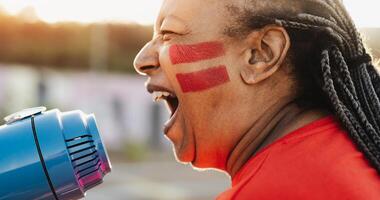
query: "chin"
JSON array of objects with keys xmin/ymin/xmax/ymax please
[
  {"xmin": 167, "ymin": 120, "xmax": 196, "ymax": 164},
  {"xmin": 172, "ymin": 140, "xmax": 226, "ymax": 171},
  {"xmin": 191, "ymin": 148, "xmax": 228, "ymax": 170},
  {"xmin": 190, "ymin": 158, "xmax": 217, "ymax": 169},
  {"xmin": 172, "ymin": 144, "xmax": 194, "ymax": 164}
]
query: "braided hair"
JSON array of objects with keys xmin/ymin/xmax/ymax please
[{"xmin": 227, "ymin": 0, "xmax": 380, "ymax": 174}]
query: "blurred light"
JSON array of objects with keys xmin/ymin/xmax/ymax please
[
  {"xmin": 0, "ymin": 0, "xmax": 163, "ymax": 24},
  {"xmin": 344, "ymin": 0, "xmax": 380, "ymax": 27},
  {"xmin": 0, "ymin": 0, "xmax": 378, "ymax": 27}
]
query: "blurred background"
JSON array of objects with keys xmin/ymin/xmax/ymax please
[{"xmin": 0, "ymin": 0, "xmax": 378, "ymax": 199}]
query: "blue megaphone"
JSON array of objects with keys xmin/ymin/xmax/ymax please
[{"xmin": 0, "ymin": 107, "xmax": 111, "ymax": 200}]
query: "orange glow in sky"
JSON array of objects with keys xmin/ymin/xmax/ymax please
[
  {"xmin": 0, "ymin": 0, "xmax": 163, "ymax": 24},
  {"xmin": 0, "ymin": 0, "xmax": 379, "ymax": 27}
]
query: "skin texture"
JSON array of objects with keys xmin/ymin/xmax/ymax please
[{"xmin": 134, "ymin": 0, "xmax": 331, "ymax": 177}]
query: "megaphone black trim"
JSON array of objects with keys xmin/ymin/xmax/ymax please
[{"xmin": 31, "ymin": 116, "xmax": 59, "ymax": 200}]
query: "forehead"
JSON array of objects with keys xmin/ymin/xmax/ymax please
[{"xmin": 155, "ymin": 0, "xmax": 229, "ymax": 32}]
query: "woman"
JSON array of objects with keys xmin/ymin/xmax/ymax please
[{"xmin": 134, "ymin": 0, "xmax": 380, "ymax": 199}]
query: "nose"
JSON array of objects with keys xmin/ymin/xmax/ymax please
[{"xmin": 134, "ymin": 41, "xmax": 160, "ymax": 76}]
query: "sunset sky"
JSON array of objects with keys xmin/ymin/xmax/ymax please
[{"xmin": 0, "ymin": 0, "xmax": 379, "ymax": 27}]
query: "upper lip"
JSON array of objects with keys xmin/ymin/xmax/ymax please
[{"xmin": 146, "ymin": 83, "xmax": 175, "ymax": 95}]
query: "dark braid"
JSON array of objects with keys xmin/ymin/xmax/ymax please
[
  {"xmin": 321, "ymin": 50, "xmax": 378, "ymax": 161},
  {"xmin": 296, "ymin": 13, "xmax": 355, "ymax": 53},
  {"xmin": 322, "ymin": 48, "xmax": 380, "ymax": 165},
  {"xmin": 229, "ymin": 0, "xmax": 380, "ymax": 174},
  {"xmin": 330, "ymin": 46, "xmax": 358, "ymax": 98},
  {"xmin": 326, "ymin": 0, "xmax": 362, "ymax": 56},
  {"xmin": 368, "ymin": 65, "xmax": 380, "ymax": 96}
]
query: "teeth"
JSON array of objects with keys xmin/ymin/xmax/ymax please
[
  {"xmin": 152, "ymin": 91, "xmax": 162, "ymax": 102},
  {"xmin": 162, "ymin": 92, "xmax": 171, "ymax": 97},
  {"xmin": 152, "ymin": 91, "xmax": 172, "ymax": 102}
]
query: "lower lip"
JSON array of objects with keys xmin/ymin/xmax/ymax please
[{"xmin": 163, "ymin": 105, "xmax": 179, "ymax": 134}]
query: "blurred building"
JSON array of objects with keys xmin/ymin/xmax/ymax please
[{"xmin": 0, "ymin": 65, "xmax": 170, "ymax": 152}]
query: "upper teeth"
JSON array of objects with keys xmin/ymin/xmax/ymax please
[{"xmin": 152, "ymin": 91, "xmax": 171, "ymax": 102}]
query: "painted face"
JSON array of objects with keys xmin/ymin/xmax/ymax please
[
  {"xmin": 170, "ymin": 42, "xmax": 230, "ymax": 92},
  {"xmin": 176, "ymin": 65, "xmax": 230, "ymax": 93},
  {"xmin": 134, "ymin": 0, "xmax": 256, "ymax": 169}
]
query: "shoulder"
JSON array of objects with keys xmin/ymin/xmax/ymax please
[{"xmin": 218, "ymin": 116, "xmax": 380, "ymax": 200}]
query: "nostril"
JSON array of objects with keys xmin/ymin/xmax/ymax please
[{"xmin": 140, "ymin": 65, "xmax": 159, "ymax": 71}]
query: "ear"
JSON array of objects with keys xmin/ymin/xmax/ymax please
[{"xmin": 240, "ymin": 25, "xmax": 290, "ymax": 84}]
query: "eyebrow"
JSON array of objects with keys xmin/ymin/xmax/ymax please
[{"xmin": 156, "ymin": 14, "xmax": 188, "ymax": 32}]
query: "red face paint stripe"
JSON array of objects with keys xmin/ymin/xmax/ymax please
[
  {"xmin": 176, "ymin": 65, "xmax": 230, "ymax": 93},
  {"xmin": 169, "ymin": 42, "xmax": 225, "ymax": 65}
]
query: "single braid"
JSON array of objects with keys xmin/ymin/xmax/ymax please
[
  {"xmin": 330, "ymin": 46, "xmax": 358, "ymax": 98},
  {"xmin": 367, "ymin": 65, "xmax": 380, "ymax": 96},
  {"xmin": 360, "ymin": 67, "xmax": 380, "ymax": 128},
  {"xmin": 356, "ymin": 66, "xmax": 380, "ymax": 143}
]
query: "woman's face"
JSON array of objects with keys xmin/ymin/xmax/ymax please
[{"xmin": 134, "ymin": 0, "xmax": 266, "ymax": 169}]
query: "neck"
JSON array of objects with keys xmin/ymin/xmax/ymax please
[{"xmin": 226, "ymin": 98, "xmax": 330, "ymax": 178}]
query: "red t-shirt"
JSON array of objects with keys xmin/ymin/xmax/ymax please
[{"xmin": 217, "ymin": 115, "xmax": 380, "ymax": 200}]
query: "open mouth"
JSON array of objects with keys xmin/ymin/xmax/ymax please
[
  {"xmin": 166, "ymin": 95, "xmax": 179, "ymax": 117},
  {"xmin": 148, "ymin": 84, "xmax": 180, "ymax": 134},
  {"xmin": 152, "ymin": 91, "xmax": 179, "ymax": 117}
]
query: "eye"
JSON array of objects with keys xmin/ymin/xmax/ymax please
[{"xmin": 160, "ymin": 30, "xmax": 176, "ymax": 41}]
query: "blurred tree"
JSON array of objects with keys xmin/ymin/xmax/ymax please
[
  {"xmin": 0, "ymin": 12, "xmax": 152, "ymax": 73},
  {"xmin": 0, "ymin": 12, "xmax": 377, "ymax": 73}
]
